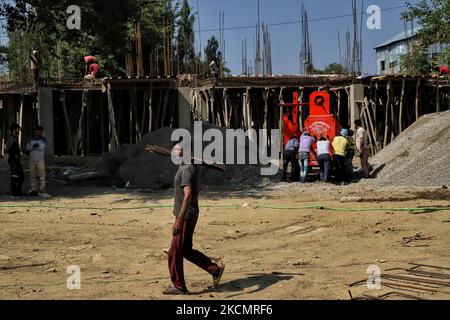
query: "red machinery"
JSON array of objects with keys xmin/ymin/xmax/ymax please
[{"xmin": 279, "ymin": 90, "xmax": 342, "ymax": 167}]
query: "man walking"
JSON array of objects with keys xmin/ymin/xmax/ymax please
[
  {"xmin": 282, "ymin": 135, "xmax": 299, "ymax": 182},
  {"xmin": 354, "ymin": 119, "xmax": 370, "ymax": 179},
  {"xmin": 5, "ymin": 124, "xmax": 24, "ymax": 198},
  {"xmin": 163, "ymin": 143, "xmax": 225, "ymax": 295},
  {"xmin": 26, "ymin": 126, "xmax": 47, "ymax": 196}
]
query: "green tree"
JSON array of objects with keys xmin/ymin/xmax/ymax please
[
  {"xmin": 175, "ymin": 0, "xmax": 196, "ymax": 74},
  {"xmin": 399, "ymin": 44, "xmax": 432, "ymax": 75},
  {"xmin": 322, "ymin": 62, "xmax": 347, "ymax": 74},
  {"xmin": 204, "ymin": 36, "xmax": 219, "ymax": 63},
  {"xmin": 403, "ymin": 0, "xmax": 450, "ymax": 66},
  {"xmin": 1, "ymin": 0, "xmax": 175, "ymax": 79}
]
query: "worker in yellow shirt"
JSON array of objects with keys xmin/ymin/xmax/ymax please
[
  {"xmin": 345, "ymin": 130, "xmax": 356, "ymax": 180},
  {"xmin": 332, "ymin": 129, "xmax": 349, "ymax": 185}
]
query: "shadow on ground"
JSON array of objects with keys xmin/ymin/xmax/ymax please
[{"xmin": 191, "ymin": 272, "xmax": 304, "ymax": 298}]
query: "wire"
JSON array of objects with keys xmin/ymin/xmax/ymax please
[
  {"xmin": 194, "ymin": 5, "xmax": 407, "ymax": 33},
  {"xmin": 0, "ymin": 203, "xmax": 449, "ymax": 213},
  {"xmin": 0, "ymin": 204, "xmax": 241, "ymax": 210}
]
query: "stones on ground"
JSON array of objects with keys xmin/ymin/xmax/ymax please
[
  {"xmin": 92, "ymin": 254, "xmax": 106, "ymax": 264},
  {"xmin": 0, "ymin": 255, "xmax": 11, "ymax": 261},
  {"xmin": 69, "ymin": 244, "xmax": 95, "ymax": 251},
  {"xmin": 340, "ymin": 196, "xmax": 363, "ymax": 203}
]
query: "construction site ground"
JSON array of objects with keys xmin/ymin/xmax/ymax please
[{"xmin": 0, "ymin": 182, "xmax": 449, "ymax": 300}]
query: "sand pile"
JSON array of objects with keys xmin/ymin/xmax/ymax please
[
  {"xmin": 95, "ymin": 126, "xmax": 264, "ymax": 190},
  {"xmin": 367, "ymin": 110, "xmax": 450, "ymax": 187}
]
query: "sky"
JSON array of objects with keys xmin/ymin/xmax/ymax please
[
  {"xmin": 0, "ymin": 0, "xmax": 420, "ymax": 75},
  {"xmin": 191, "ymin": 0, "xmax": 420, "ymax": 75}
]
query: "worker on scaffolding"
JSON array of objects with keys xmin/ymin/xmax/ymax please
[
  {"xmin": 83, "ymin": 55, "xmax": 100, "ymax": 79},
  {"xmin": 30, "ymin": 50, "xmax": 39, "ymax": 89},
  {"xmin": 433, "ymin": 65, "xmax": 450, "ymax": 78},
  {"xmin": 209, "ymin": 59, "xmax": 219, "ymax": 81}
]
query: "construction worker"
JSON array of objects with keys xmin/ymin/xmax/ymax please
[
  {"xmin": 332, "ymin": 129, "xmax": 349, "ymax": 185},
  {"xmin": 30, "ymin": 50, "xmax": 39, "ymax": 88},
  {"xmin": 5, "ymin": 124, "xmax": 24, "ymax": 198},
  {"xmin": 354, "ymin": 119, "xmax": 370, "ymax": 179},
  {"xmin": 317, "ymin": 135, "xmax": 331, "ymax": 183},
  {"xmin": 345, "ymin": 129, "xmax": 356, "ymax": 180},
  {"xmin": 433, "ymin": 65, "xmax": 449, "ymax": 78},
  {"xmin": 26, "ymin": 126, "xmax": 47, "ymax": 197},
  {"xmin": 210, "ymin": 59, "xmax": 219, "ymax": 81},
  {"xmin": 282, "ymin": 135, "xmax": 300, "ymax": 182},
  {"xmin": 298, "ymin": 130, "xmax": 316, "ymax": 183},
  {"xmin": 83, "ymin": 55, "xmax": 100, "ymax": 79},
  {"xmin": 163, "ymin": 143, "xmax": 225, "ymax": 295}
]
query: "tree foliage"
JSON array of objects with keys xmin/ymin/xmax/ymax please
[
  {"xmin": 403, "ymin": 0, "xmax": 450, "ymax": 66},
  {"xmin": 0, "ymin": 0, "xmax": 228, "ymax": 80},
  {"xmin": 399, "ymin": 44, "xmax": 432, "ymax": 75}
]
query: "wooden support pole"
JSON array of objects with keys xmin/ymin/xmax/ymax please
[
  {"xmin": 415, "ymin": 79, "xmax": 421, "ymax": 121},
  {"xmin": 85, "ymin": 90, "xmax": 91, "ymax": 155},
  {"xmin": 148, "ymin": 87, "xmax": 154, "ymax": 132},
  {"xmin": 399, "ymin": 78, "xmax": 406, "ymax": 133},
  {"xmin": 298, "ymin": 87, "xmax": 304, "ymax": 130},
  {"xmin": 74, "ymin": 90, "xmax": 88, "ymax": 156},
  {"xmin": 18, "ymin": 94, "xmax": 24, "ymax": 147},
  {"xmin": 363, "ymin": 97, "xmax": 379, "ymax": 153},
  {"xmin": 160, "ymin": 89, "xmax": 169, "ymax": 128},
  {"xmin": 99, "ymin": 93, "xmax": 106, "ymax": 153},
  {"xmin": 223, "ymin": 89, "xmax": 229, "ymax": 128},
  {"xmin": 436, "ymin": 84, "xmax": 440, "ymax": 112},
  {"xmin": 279, "ymin": 87, "xmax": 284, "ymax": 162},
  {"xmin": 383, "ymin": 80, "xmax": 392, "ymax": 147},
  {"xmin": 107, "ymin": 83, "xmax": 119, "ymax": 152},
  {"xmin": 263, "ymin": 87, "xmax": 269, "ymax": 130}
]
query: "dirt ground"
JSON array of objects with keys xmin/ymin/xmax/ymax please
[{"xmin": 0, "ymin": 180, "xmax": 449, "ymax": 300}]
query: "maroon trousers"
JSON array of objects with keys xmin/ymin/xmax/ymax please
[{"xmin": 168, "ymin": 217, "xmax": 220, "ymax": 291}]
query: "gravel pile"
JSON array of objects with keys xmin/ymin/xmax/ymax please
[{"xmin": 365, "ymin": 110, "xmax": 450, "ymax": 187}]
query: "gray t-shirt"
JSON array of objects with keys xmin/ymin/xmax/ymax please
[{"xmin": 173, "ymin": 164, "xmax": 199, "ymax": 219}]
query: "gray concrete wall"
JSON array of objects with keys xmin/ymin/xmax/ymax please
[{"xmin": 178, "ymin": 87, "xmax": 193, "ymax": 130}]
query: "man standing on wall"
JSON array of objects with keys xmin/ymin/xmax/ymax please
[
  {"xmin": 163, "ymin": 143, "xmax": 225, "ymax": 295},
  {"xmin": 30, "ymin": 50, "xmax": 39, "ymax": 89},
  {"xmin": 5, "ymin": 124, "xmax": 24, "ymax": 198},
  {"xmin": 354, "ymin": 119, "xmax": 370, "ymax": 179}
]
